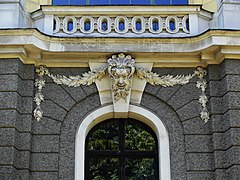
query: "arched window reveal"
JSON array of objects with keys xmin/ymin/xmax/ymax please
[{"xmin": 85, "ymin": 119, "xmax": 159, "ymax": 180}]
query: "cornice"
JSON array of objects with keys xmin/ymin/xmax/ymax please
[{"xmin": 0, "ymin": 29, "xmax": 240, "ymax": 67}]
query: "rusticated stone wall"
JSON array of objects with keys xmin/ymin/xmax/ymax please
[{"xmin": 0, "ymin": 58, "xmax": 239, "ymax": 180}]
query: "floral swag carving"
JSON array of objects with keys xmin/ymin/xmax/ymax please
[{"xmin": 34, "ymin": 53, "xmax": 209, "ymax": 123}]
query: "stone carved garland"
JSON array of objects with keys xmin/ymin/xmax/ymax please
[{"xmin": 34, "ymin": 53, "xmax": 209, "ymax": 122}]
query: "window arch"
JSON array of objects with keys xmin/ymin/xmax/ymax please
[
  {"xmin": 75, "ymin": 105, "xmax": 171, "ymax": 180},
  {"xmin": 85, "ymin": 118, "xmax": 159, "ymax": 179},
  {"xmin": 52, "ymin": 0, "xmax": 188, "ymax": 6}
]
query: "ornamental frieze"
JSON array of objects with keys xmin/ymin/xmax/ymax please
[{"xmin": 34, "ymin": 53, "xmax": 209, "ymax": 122}]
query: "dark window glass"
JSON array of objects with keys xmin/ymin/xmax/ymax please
[
  {"xmin": 136, "ymin": 21, "xmax": 142, "ymax": 31},
  {"xmin": 84, "ymin": 21, "xmax": 91, "ymax": 31},
  {"xmin": 67, "ymin": 21, "xmax": 73, "ymax": 31},
  {"xmin": 119, "ymin": 21, "xmax": 125, "ymax": 31},
  {"xmin": 152, "ymin": 21, "xmax": 159, "ymax": 31},
  {"xmin": 169, "ymin": 20, "xmax": 175, "ymax": 30},
  {"xmin": 53, "ymin": 0, "xmax": 188, "ymax": 5},
  {"xmin": 85, "ymin": 119, "xmax": 159, "ymax": 180},
  {"xmin": 186, "ymin": 18, "xmax": 189, "ymax": 31}
]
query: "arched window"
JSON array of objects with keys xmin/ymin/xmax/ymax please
[
  {"xmin": 85, "ymin": 118, "xmax": 159, "ymax": 179},
  {"xmin": 52, "ymin": 0, "xmax": 188, "ymax": 6}
]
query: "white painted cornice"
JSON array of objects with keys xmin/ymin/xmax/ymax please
[{"xmin": 0, "ymin": 29, "xmax": 240, "ymax": 67}]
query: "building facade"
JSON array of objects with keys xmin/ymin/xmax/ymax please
[{"xmin": 0, "ymin": 0, "xmax": 240, "ymax": 179}]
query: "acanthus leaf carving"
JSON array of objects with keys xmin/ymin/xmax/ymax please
[
  {"xmin": 136, "ymin": 67, "xmax": 194, "ymax": 87},
  {"xmin": 47, "ymin": 67, "xmax": 107, "ymax": 87},
  {"xmin": 33, "ymin": 53, "xmax": 209, "ymax": 123}
]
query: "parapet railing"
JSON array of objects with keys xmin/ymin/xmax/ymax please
[{"xmin": 31, "ymin": 6, "xmax": 212, "ymax": 37}]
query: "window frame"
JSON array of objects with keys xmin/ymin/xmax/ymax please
[
  {"xmin": 85, "ymin": 118, "xmax": 159, "ymax": 179},
  {"xmin": 75, "ymin": 105, "xmax": 171, "ymax": 180}
]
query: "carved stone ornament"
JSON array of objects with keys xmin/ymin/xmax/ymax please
[
  {"xmin": 108, "ymin": 53, "xmax": 135, "ymax": 101},
  {"xmin": 33, "ymin": 53, "xmax": 209, "ymax": 123}
]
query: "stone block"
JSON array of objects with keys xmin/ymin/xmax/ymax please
[
  {"xmin": 222, "ymin": 59, "xmax": 240, "ymax": 76},
  {"xmin": 222, "ymin": 74, "xmax": 240, "ymax": 93},
  {"xmin": 62, "ymin": 85, "xmax": 86, "ymax": 102},
  {"xmin": 14, "ymin": 150, "xmax": 30, "ymax": 169},
  {"xmin": 40, "ymin": 100, "xmax": 67, "ymax": 122},
  {"xmin": 214, "ymin": 150, "xmax": 227, "ymax": 169},
  {"xmin": 185, "ymin": 135, "xmax": 213, "ymax": 152},
  {"xmin": 0, "ymin": 59, "xmax": 20, "ymax": 75},
  {"xmin": 226, "ymin": 165, "xmax": 240, "ymax": 180},
  {"xmin": 209, "ymin": 97, "xmax": 223, "ymax": 114},
  {"xmin": 18, "ymin": 79, "xmax": 34, "ymax": 97},
  {"xmin": 176, "ymin": 100, "xmax": 201, "ymax": 121},
  {"xmin": 32, "ymin": 135, "xmax": 59, "ymax": 153},
  {"xmin": 32, "ymin": 117, "xmax": 61, "ymax": 135},
  {"xmin": 0, "ymin": 166, "xmax": 16, "ymax": 180},
  {"xmin": 156, "ymin": 85, "xmax": 180, "ymax": 102},
  {"xmin": 15, "ymin": 132, "xmax": 31, "ymax": 151},
  {"xmin": 212, "ymin": 132, "xmax": 227, "ymax": 150},
  {"xmin": 226, "ymin": 146, "xmax": 240, "ymax": 166},
  {"xmin": 0, "ymin": 75, "xmax": 18, "ymax": 92},
  {"xmin": 144, "ymin": 83, "xmax": 161, "ymax": 96},
  {"xmin": 42, "ymin": 83, "xmax": 76, "ymax": 111},
  {"xmin": 0, "ymin": 92, "xmax": 18, "ymax": 109},
  {"xmin": 222, "ymin": 92, "xmax": 240, "ymax": 113},
  {"xmin": 211, "ymin": 114, "xmax": 228, "ymax": 132},
  {"xmin": 215, "ymin": 169, "xmax": 228, "ymax": 180},
  {"xmin": 0, "ymin": 128, "xmax": 15, "ymax": 146},
  {"xmin": 16, "ymin": 114, "xmax": 32, "ymax": 133},
  {"xmin": 18, "ymin": 97, "xmax": 33, "ymax": 114},
  {"xmin": 0, "ymin": 110, "xmax": 32, "ymax": 132},
  {"xmin": 182, "ymin": 117, "xmax": 212, "ymax": 135},
  {"xmin": 168, "ymin": 83, "xmax": 200, "ymax": 110},
  {"xmin": 0, "ymin": 110, "xmax": 17, "ymax": 128},
  {"xmin": 186, "ymin": 153, "xmax": 214, "ymax": 171},
  {"xmin": 0, "ymin": 147, "xmax": 14, "ymax": 165},
  {"xmin": 81, "ymin": 84, "xmax": 98, "ymax": 96},
  {"xmin": 225, "ymin": 110, "xmax": 240, "ymax": 128},
  {"xmin": 207, "ymin": 64, "xmax": 221, "ymax": 80},
  {"xmin": 15, "ymin": 170, "xmax": 29, "ymax": 180},
  {"xmin": 208, "ymin": 80, "xmax": 222, "ymax": 97},
  {"xmin": 30, "ymin": 153, "xmax": 58, "ymax": 171},
  {"xmin": 30, "ymin": 172, "xmax": 58, "ymax": 180},
  {"xmin": 187, "ymin": 172, "xmax": 214, "ymax": 180}
]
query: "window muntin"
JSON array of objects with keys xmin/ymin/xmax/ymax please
[
  {"xmin": 52, "ymin": 0, "xmax": 188, "ymax": 5},
  {"xmin": 85, "ymin": 118, "xmax": 159, "ymax": 180}
]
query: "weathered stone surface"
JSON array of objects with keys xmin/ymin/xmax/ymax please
[
  {"xmin": 32, "ymin": 117, "xmax": 61, "ymax": 135},
  {"xmin": 32, "ymin": 135, "xmax": 59, "ymax": 153},
  {"xmin": 30, "ymin": 153, "xmax": 58, "ymax": 171},
  {"xmin": 187, "ymin": 172, "xmax": 214, "ymax": 180},
  {"xmin": 226, "ymin": 165, "xmax": 240, "ymax": 180},
  {"xmin": 185, "ymin": 135, "xmax": 213, "ymax": 152},
  {"xmin": 209, "ymin": 97, "xmax": 223, "ymax": 114},
  {"xmin": 14, "ymin": 150, "xmax": 30, "ymax": 169},
  {"xmin": 222, "ymin": 92, "xmax": 240, "ymax": 113},
  {"xmin": 186, "ymin": 153, "xmax": 214, "ymax": 171},
  {"xmin": 176, "ymin": 100, "xmax": 201, "ymax": 121},
  {"xmin": 156, "ymin": 85, "xmax": 180, "ymax": 102},
  {"xmin": 30, "ymin": 172, "xmax": 58, "ymax": 180},
  {"xmin": 0, "ymin": 166, "xmax": 16, "ymax": 180},
  {"xmin": 168, "ymin": 83, "xmax": 200, "ymax": 110},
  {"xmin": 42, "ymin": 83, "xmax": 75, "ymax": 111},
  {"xmin": 183, "ymin": 117, "xmax": 212, "ymax": 135},
  {"xmin": 0, "ymin": 128, "xmax": 15, "ymax": 146},
  {"xmin": 62, "ymin": 85, "xmax": 86, "ymax": 102},
  {"xmin": 0, "ymin": 147, "xmax": 14, "ymax": 165},
  {"xmin": 41, "ymin": 100, "xmax": 67, "ymax": 121}
]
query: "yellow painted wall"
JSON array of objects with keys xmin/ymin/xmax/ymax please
[
  {"xmin": 25, "ymin": 0, "xmax": 217, "ymax": 12},
  {"xmin": 25, "ymin": 0, "xmax": 51, "ymax": 12},
  {"xmin": 189, "ymin": 0, "xmax": 217, "ymax": 12}
]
